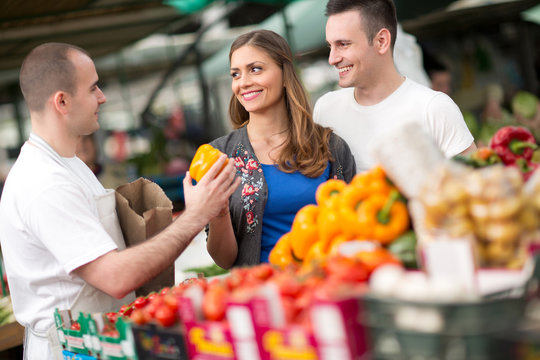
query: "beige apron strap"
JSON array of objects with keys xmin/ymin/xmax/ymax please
[
  {"xmin": 46, "ymin": 326, "xmax": 64, "ymax": 360},
  {"xmin": 25, "ymin": 326, "xmax": 63, "ymax": 360}
]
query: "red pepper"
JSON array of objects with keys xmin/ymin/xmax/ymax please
[
  {"xmin": 511, "ymin": 158, "xmax": 539, "ymax": 181},
  {"xmin": 489, "ymin": 126, "xmax": 537, "ymax": 165}
]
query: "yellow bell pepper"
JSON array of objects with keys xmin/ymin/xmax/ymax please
[
  {"xmin": 189, "ymin": 144, "xmax": 227, "ymax": 182},
  {"xmin": 302, "ymin": 239, "xmax": 328, "ymax": 267},
  {"xmin": 315, "ymin": 179, "xmax": 346, "ymax": 208},
  {"xmin": 317, "ymin": 205, "xmax": 344, "ymax": 250},
  {"xmin": 358, "ymin": 190, "xmax": 410, "ymax": 245},
  {"xmin": 351, "ymin": 166, "xmax": 393, "ymax": 196},
  {"xmin": 339, "ymin": 185, "xmax": 371, "ymax": 238},
  {"xmin": 290, "ymin": 204, "xmax": 320, "ymax": 261},
  {"xmin": 269, "ymin": 232, "xmax": 295, "ymax": 268}
]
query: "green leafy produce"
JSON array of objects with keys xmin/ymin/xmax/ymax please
[
  {"xmin": 183, "ymin": 263, "xmax": 229, "ymax": 278},
  {"xmin": 0, "ymin": 296, "xmax": 14, "ymax": 326},
  {"xmin": 462, "ymin": 111, "xmax": 480, "ymax": 139},
  {"xmin": 512, "ymin": 91, "xmax": 539, "ymax": 120},
  {"xmin": 388, "ymin": 231, "xmax": 418, "ymax": 269}
]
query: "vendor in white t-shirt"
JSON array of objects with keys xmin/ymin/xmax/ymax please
[
  {"xmin": 0, "ymin": 43, "xmax": 240, "ymax": 360},
  {"xmin": 314, "ymin": 0, "xmax": 476, "ymax": 173}
]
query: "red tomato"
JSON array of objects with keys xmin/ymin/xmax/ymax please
[
  {"xmin": 119, "ymin": 304, "xmax": 133, "ymax": 317},
  {"xmin": 202, "ymin": 284, "xmax": 228, "ymax": 321},
  {"xmin": 130, "ymin": 309, "xmax": 151, "ymax": 325},
  {"xmin": 154, "ymin": 305, "xmax": 177, "ymax": 327},
  {"xmin": 70, "ymin": 321, "xmax": 81, "ymax": 331},
  {"xmin": 272, "ymin": 273, "xmax": 304, "ymax": 298},
  {"xmin": 105, "ymin": 312, "xmax": 118, "ymax": 324},
  {"xmin": 163, "ymin": 293, "xmax": 179, "ymax": 312},
  {"xmin": 249, "ymin": 263, "xmax": 274, "ymax": 281},
  {"xmin": 133, "ymin": 296, "xmax": 149, "ymax": 309},
  {"xmin": 226, "ymin": 268, "xmax": 247, "ymax": 291},
  {"xmin": 160, "ymin": 287, "xmax": 171, "ymax": 296},
  {"xmin": 353, "ymin": 247, "xmax": 402, "ymax": 275},
  {"xmin": 324, "ymin": 255, "xmax": 369, "ymax": 283},
  {"xmin": 102, "ymin": 329, "xmax": 120, "ymax": 338}
]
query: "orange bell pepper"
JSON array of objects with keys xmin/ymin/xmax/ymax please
[
  {"xmin": 316, "ymin": 179, "xmax": 346, "ymax": 208},
  {"xmin": 351, "ymin": 166, "xmax": 393, "ymax": 195},
  {"xmin": 269, "ymin": 232, "xmax": 296, "ymax": 268},
  {"xmin": 290, "ymin": 204, "xmax": 320, "ymax": 261},
  {"xmin": 189, "ymin": 144, "xmax": 227, "ymax": 182},
  {"xmin": 358, "ymin": 190, "xmax": 410, "ymax": 245},
  {"xmin": 317, "ymin": 205, "xmax": 344, "ymax": 250},
  {"xmin": 339, "ymin": 185, "xmax": 371, "ymax": 239},
  {"xmin": 302, "ymin": 239, "xmax": 328, "ymax": 267}
]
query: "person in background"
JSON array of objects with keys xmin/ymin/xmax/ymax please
[
  {"xmin": 314, "ymin": 0, "xmax": 476, "ymax": 173},
  {"xmin": 76, "ymin": 133, "xmax": 103, "ymax": 177},
  {"xmin": 423, "ymin": 51, "xmax": 453, "ymax": 96},
  {"xmin": 206, "ymin": 29, "xmax": 356, "ymax": 268},
  {"xmin": 0, "ymin": 42, "xmax": 240, "ymax": 360}
]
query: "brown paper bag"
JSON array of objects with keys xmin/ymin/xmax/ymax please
[{"xmin": 115, "ymin": 177, "xmax": 174, "ymax": 296}]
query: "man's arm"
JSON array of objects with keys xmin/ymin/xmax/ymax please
[
  {"xmin": 458, "ymin": 142, "xmax": 477, "ymax": 156},
  {"xmin": 73, "ymin": 155, "xmax": 241, "ymax": 299}
]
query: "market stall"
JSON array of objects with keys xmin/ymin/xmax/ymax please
[{"xmin": 50, "ymin": 98, "xmax": 540, "ymax": 359}]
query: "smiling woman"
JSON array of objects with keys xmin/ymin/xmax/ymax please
[{"xmin": 203, "ymin": 29, "xmax": 356, "ymax": 269}]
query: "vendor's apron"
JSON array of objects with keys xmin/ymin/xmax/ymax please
[{"xmin": 23, "ymin": 134, "xmax": 136, "ymax": 360}]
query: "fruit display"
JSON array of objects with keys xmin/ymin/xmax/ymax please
[
  {"xmin": 269, "ymin": 166, "xmax": 415, "ymax": 271},
  {"xmin": 418, "ymin": 161, "xmax": 540, "ymax": 268}
]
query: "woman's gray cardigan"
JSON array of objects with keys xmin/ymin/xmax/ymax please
[{"xmin": 208, "ymin": 125, "xmax": 356, "ymax": 267}]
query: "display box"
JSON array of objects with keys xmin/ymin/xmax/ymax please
[
  {"xmin": 361, "ymin": 293, "xmax": 527, "ymax": 359},
  {"xmin": 226, "ymin": 293, "xmax": 318, "ymax": 360},
  {"xmin": 85, "ymin": 313, "xmax": 138, "ymax": 360},
  {"xmin": 130, "ymin": 322, "xmax": 188, "ymax": 360},
  {"xmin": 54, "ymin": 309, "xmax": 94, "ymax": 356},
  {"xmin": 62, "ymin": 350, "xmax": 97, "ymax": 360},
  {"xmin": 310, "ymin": 297, "xmax": 367, "ymax": 360},
  {"xmin": 178, "ymin": 295, "xmax": 236, "ymax": 360}
]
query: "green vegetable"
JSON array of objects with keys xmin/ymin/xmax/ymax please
[
  {"xmin": 388, "ymin": 231, "xmax": 418, "ymax": 269},
  {"xmin": 183, "ymin": 263, "xmax": 229, "ymax": 278},
  {"xmin": 512, "ymin": 91, "xmax": 539, "ymax": 120},
  {"xmin": 462, "ymin": 111, "xmax": 479, "ymax": 139}
]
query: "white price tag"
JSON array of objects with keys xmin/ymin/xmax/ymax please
[{"xmin": 423, "ymin": 237, "xmax": 478, "ymax": 294}]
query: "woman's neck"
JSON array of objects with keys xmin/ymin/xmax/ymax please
[{"xmin": 246, "ymin": 110, "xmax": 289, "ymax": 164}]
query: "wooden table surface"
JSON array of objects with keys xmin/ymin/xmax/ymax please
[{"xmin": 0, "ymin": 322, "xmax": 24, "ymax": 352}]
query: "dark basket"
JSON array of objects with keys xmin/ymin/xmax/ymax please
[{"xmin": 361, "ymin": 294, "xmax": 527, "ymax": 360}]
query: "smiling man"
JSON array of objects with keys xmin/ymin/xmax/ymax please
[
  {"xmin": 313, "ymin": 0, "xmax": 476, "ymax": 173},
  {"xmin": 0, "ymin": 43, "xmax": 239, "ymax": 360}
]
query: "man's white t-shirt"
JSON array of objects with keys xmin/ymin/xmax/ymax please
[
  {"xmin": 313, "ymin": 78, "xmax": 474, "ymax": 173},
  {"xmin": 0, "ymin": 139, "xmax": 118, "ymax": 344}
]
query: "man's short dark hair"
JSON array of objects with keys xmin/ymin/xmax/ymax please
[
  {"xmin": 19, "ymin": 43, "xmax": 89, "ymax": 112},
  {"xmin": 325, "ymin": 0, "xmax": 398, "ymax": 49}
]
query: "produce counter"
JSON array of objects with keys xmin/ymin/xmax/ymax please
[{"xmin": 0, "ymin": 321, "xmax": 24, "ymax": 351}]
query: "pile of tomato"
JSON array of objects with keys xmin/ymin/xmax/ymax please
[{"xmin": 103, "ymin": 254, "xmax": 400, "ymax": 333}]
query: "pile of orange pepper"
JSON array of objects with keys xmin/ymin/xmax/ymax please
[{"xmin": 269, "ymin": 166, "xmax": 410, "ymax": 269}]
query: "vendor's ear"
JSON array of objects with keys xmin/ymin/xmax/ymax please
[
  {"xmin": 52, "ymin": 91, "xmax": 69, "ymax": 115},
  {"xmin": 374, "ymin": 28, "xmax": 392, "ymax": 55}
]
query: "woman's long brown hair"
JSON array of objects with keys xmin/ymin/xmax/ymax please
[{"xmin": 228, "ymin": 29, "xmax": 333, "ymax": 178}]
